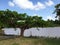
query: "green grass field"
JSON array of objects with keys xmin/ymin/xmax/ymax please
[{"xmin": 0, "ymin": 37, "xmax": 60, "ymax": 45}]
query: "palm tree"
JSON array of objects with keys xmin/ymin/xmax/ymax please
[{"xmin": 53, "ymin": 4, "xmax": 60, "ymax": 21}]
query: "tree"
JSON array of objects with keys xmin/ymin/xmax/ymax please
[
  {"xmin": 0, "ymin": 10, "xmax": 5, "ymax": 28},
  {"xmin": 53, "ymin": 4, "xmax": 60, "ymax": 21},
  {"xmin": 1, "ymin": 9, "xmax": 57, "ymax": 36},
  {"xmin": 32, "ymin": 16, "xmax": 42, "ymax": 27},
  {"xmin": 17, "ymin": 15, "xmax": 33, "ymax": 36}
]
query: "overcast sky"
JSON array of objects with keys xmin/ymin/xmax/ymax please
[{"xmin": 0, "ymin": 0, "xmax": 60, "ymax": 20}]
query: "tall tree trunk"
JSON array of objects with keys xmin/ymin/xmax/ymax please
[
  {"xmin": 20, "ymin": 24, "xmax": 30, "ymax": 36},
  {"xmin": 20, "ymin": 28, "xmax": 25, "ymax": 36}
]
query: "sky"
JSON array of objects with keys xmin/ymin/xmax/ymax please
[{"xmin": 0, "ymin": 0, "xmax": 60, "ymax": 20}]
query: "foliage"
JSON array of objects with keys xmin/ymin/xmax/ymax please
[
  {"xmin": 53, "ymin": 3, "xmax": 60, "ymax": 21},
  {"xmin": 0, "ymin": 9, "xmax": 60, "ymax": 36}
]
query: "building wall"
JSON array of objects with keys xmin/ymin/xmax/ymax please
[
  {"xmin": 2, "ymin": 27, "xmax": 60, "ymax": 38},
  {"xmin": 2, "ymin": 28, "xmax": 21, "ymax": 35},
  {"xmin": 24, "ymin": 27, "xmax": 60, "ymax": 38}
]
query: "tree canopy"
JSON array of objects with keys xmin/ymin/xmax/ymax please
[
  {"xmin": 53, "ymin": 4, "xmax": 60, "ymax": 21},
  {"xmin": 0, "ymin": 9, "xmax": 60, "ymax": 36}
]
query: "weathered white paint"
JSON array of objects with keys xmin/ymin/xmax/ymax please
[
  {"xmin": 2, "ymin": 27, "xmax": 60, "ymax": 38},
  {"xmin": 2, "ymin": 28, "xmax": 21, "ymax": 35},
  {"xmin": 24, "ymin": 29, "xmax": 31, "ymax": 37},
  {"xmin": 24, "ymin": 27, "xmax": 60, "ymax": 38}
]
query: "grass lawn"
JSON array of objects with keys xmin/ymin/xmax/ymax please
[{"xmin": 0, "ymin": 37, "xmax": 60, "ymax": 45}]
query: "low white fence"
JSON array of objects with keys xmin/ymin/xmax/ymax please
[
  {"xmin": 24, "ymin": 27, "xmax": 60, "ymax": 38},
  {"xmin": 2, "ymin": 27, "xmax": 60, "ymax": 38},
  {"xmin": 2, "ymin": 28, "xmax": 21, "ymax": 35}
]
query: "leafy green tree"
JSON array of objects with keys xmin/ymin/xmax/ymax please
[
  {"xmin": 1, "ymin": 9, "xmax": 60, "ymax": 36},
  {"xmin": 17, "ymin": 15, "xmax": 33, "ymax": 36},
  {"xmin": 0, "ymin": 10, "xmax": 5, "ymax": 28},
  {"xmin": 53, "ymin": 4, "xmax": 60, "ymax": 21}
]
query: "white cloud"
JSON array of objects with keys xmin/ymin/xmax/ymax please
[
  {"xmin": 8, "ymin": 0, "xmax": 46, "ymax": 10},
  {"xmin": 8, "ymin": 0, "xmax": 54, "ymax": 10},
  {"xmin": 34, "ymin": 2, "xmax": 46, "ymax": 10},
  {"xmin": 32, "ymin": 14, "xmax": 40, "ymax": 17},
  {"xmin": 8, "ymin": 1, "xmax": 14, "ymax": 7},
  {"xmin": 45, "ymin": 0, "xmax": 54, "ymax": 6},
  {"xmin": 13, "ymin": 0, "xmax": 34, "ymax": 10},
  {"xmin": 46, "ymin": 15, "xmax": 55, "ymax": 20}
]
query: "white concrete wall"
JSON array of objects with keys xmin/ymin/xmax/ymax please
[
  {"xmin": 2, "ymin": 28, "xmax": 21, "ymax": 35},
  {"xmin": 2, "ymin": 27, "xmax": 60, "ymax": 38},
  {"xmin": 24, "ymin": 27, "xmax": 60, "ymax": 38}
]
